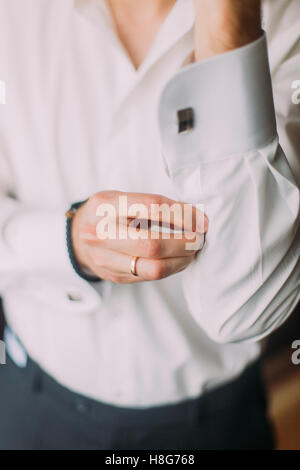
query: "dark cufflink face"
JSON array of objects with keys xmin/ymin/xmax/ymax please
[{"xmin": 177, "ymin": 108, "xmax": 194, "ymax": 134}]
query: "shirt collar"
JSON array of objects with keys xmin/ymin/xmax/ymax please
[
  {"xmin": 74, "ymin": 0, "xmax": 195, "ymax": 68},
  {"xmin": 74, "ymin": 0, "xmax": 195, "ymax": 111},
  {"xmin": 140, "ymin": 0, "xmax": 195, "ymax": 73},
  {"xmin": 74, "ymin": 0, "xmax": 113, "ymax": 29}
]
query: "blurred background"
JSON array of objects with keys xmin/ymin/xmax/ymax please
[
  {"xmin": 0, "ymin": 298, "xmax": 299, "ymax": 449},
  {"xmin": 262, "ymin": 301, "xmax": 300, "ymax": 450}
]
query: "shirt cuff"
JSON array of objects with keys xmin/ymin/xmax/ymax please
[
  {"xmin": 4, "ymin": 208, "xmax": 76, "ymax": 278},
  {"xmin": 158, "ymin": 33, "xmax": 277, "ymax": 173}
]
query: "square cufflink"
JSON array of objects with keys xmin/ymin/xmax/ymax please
[{"xmin": 177, "ymin": 107, "xmax": 194, "ymax": 134}]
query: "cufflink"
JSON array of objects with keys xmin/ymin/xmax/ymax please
[{"xmin": 177, "ymin": 108, "xmax": 194, "ymax": 134}]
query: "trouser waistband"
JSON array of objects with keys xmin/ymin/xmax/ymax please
[{"xmin": 4, "ymin": 342, "xmax": 264, "ymax": 427}]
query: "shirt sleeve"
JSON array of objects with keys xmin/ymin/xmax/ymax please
[
  {"xmin": 0, "ymin": 150, "xmax": 79, "ymax": 293},
  {"xmin": 158, "ymin": 33, "xmax": 300, "ymax": 344}
]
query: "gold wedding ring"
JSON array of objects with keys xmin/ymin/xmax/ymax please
[{"xmin": 130, "ymin": 256, "xmax": 139, "ymax": 277}]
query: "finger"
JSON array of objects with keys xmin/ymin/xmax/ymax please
[
  {"xmin": 85, "ymin": 247, "xmax": 141, "ymax": 283},
  {"xmin": 88, "ymin": 265, "xmax": 142, "ymax": 284},
  {"xmin": 102, "ymin": 227, "xmax": 204, "ymax": 258},
  {"xmin": 135, "ymin": 254, "xmax": 196, "ymax": 281},
  {"xmin": 90, "ymin": 246, "xmax": 196, "ymax": 280},
  {"xmin": 81, "ymin": 223, "xmax": 204, "ymax": 257},
  {"xmin": 92, "ymin": 191, "xmax": 208, "ymax": 234},
  {"xmin": 80, "ymin": 217, "xmax": 190, "ymax": 241}
]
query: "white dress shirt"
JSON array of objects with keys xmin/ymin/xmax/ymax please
[{"xmin": 0, "ymin": 0, "xmax": 299, "ymax": 407}]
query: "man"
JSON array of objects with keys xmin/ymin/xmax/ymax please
[{"xmin": 0, "ymin": 0, "xmax": 299, "ymax": 450}]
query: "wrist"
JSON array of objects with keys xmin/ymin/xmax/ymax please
[
  {"xmin": 193, "ymin": 0, "xmax": 262, "ymax": 61},
  {"xmin": 71, "ymin": 204, "xmax": 95, "ymax": 274},
  {"xmin": 66, "ymin": 200, "xmax": 101, "ymax": 283}
]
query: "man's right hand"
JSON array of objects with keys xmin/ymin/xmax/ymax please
[{"xmin": 72, "ymin": 191, "xmax": 208, "ymax": 284}]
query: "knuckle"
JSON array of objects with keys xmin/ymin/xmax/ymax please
[
  {"xmin": 109, "ymin": 273, "xmax": 123, "ymax": 284},
  {"xmin": 94, "ymin": 190, "xmax": 116, "ymax": 204},
  {"xmin": 89, "ymin": 192, "xmax": 103, "ymax": 206},
  {"xmin": 144, "ymin": 239, "xmax": 162, "ymax": 258},
  {"xmin": 149, "ymin": 261, "xmax": 166, "ymax": 280},
  {"xmin": 185, "ymin": 248, "xmax": 197, "ymax": 257},
  {"xmin": 147, "ymin": 194, "xmax": 164, "ymax": 207}
]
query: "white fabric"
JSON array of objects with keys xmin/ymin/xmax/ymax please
[{"xmin": 0, "ymin": 0, "xmax": 299, "ymax": 407}]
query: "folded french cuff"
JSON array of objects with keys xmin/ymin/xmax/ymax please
[{"xmin": 158, "ymin": 33, "xmax": 277, "ymax": 172}]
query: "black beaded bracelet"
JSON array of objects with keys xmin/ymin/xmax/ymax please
[{"xmin": 65, "ymin": 200, "xmax": 101, "ymax": 283}]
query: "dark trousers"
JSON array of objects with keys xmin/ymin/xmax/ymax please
[{"xmin": 0, "ymin": 354, "xmax": 275, "ymax": 450}]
